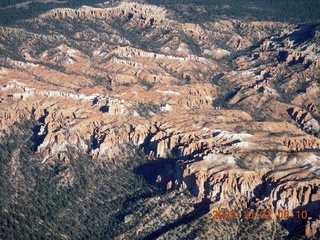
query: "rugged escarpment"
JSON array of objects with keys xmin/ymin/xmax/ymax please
[
  {"xmin": 46, "ymin": 2, "xmax": 167, "ymax": 25},
  {"xmin": 0, "ymin": 1, "xmax": 319, "ymax": 239}
]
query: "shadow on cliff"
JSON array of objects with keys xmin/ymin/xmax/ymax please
[
  {"xmin": 254, "ymin": 178, "xmax": 320, "ymax": 239},
  {"xmin": 133, "ymin": 157, "xmax": 210, "ymax": 238},
  {"xmin": 142, "ymin": 198, "xmax": 211, "ymax": 240},
  {"xmin": 287, "ymin": 24, "xmax": 318, "ymax": 45},
  {"xmin": 133, "ymin": 156, "xmax": 200, "ymax": 197},
  {"xmin": 253, "ymin": 170, "xmax": 278, "ymax": 201},
  {"xmin": 253, "ymin": 166, "xmax": 314, "ymax": 202},
  {"xmin": 136, "ymin": 130, "xmax": 205, "ymax": 194},
  {"xmin": 134, "ymin": 158, "xmax": 177, "ymax": 192},
  {"xmin": 279, "ymin": 200, "xmax": 320, "ymax": 239}
]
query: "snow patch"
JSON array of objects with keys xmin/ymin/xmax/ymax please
[
  {"xmin": 233, "ymin": 141, "xmax": 251, "ymax": 148},
  {"xmin": 133, "ymin": 111, "xmax": 140, "ymax": 116},
  {"xmin": 67, "ymin": 49, "xmax": 78, "ymax": 56},
  {"xmin": 0, "ymin": 68, "xmax": 7, "ymax": 74},
  {"xmin": 204, "ymin": 154, "xmax": 236, "ymax": 164},
  {"xmin": 156, "ymin": 90, "xmax": 180, "ymax": 95},
  {"xmin": 160, "ymin": 104, "xmax": 172, "ymax": 112},
  {"xmin": 213, "ymin": 130, "xmax": 252, "ymax": 140}
]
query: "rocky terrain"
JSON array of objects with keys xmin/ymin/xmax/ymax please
[{"xmin": 0, "ymin": 1, "xmax": 319, "ymax": 239}]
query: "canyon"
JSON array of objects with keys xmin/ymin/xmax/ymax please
[{"xmin": 0, "ymin": 1, "xmax": 319, "ymax": 239}]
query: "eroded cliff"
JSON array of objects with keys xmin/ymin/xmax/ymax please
[{"xmin": 0, "ymin": 1, "xmax": 319, "ymax": 239}]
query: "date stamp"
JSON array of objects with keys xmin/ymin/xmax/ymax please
[{"xmin": 211, "ymin": 209, "xmax": 309, "ymax": 220}]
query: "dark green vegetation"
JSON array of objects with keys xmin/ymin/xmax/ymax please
[
  {"xmin": 0, "ymin": 0, "xmax": 32, "ymax": 8},
  {"xmin": 1, "ymin": 0, "xmax": 320, "ymax": 26},
  {"xmin": 0, "ymin": 0, "xmax": 108, "ymax": 26},
  {"xmin": 0, "ymin": 120, "xmax": 228, "ymax": 239},
  {"xmin": 147, "ymin": 0, "xmax": 320, "ymax": 24},
  {"xmin": 0, "ymin": 119, "xmax": 160, "ymax": 239}
]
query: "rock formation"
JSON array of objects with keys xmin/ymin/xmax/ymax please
[{"xmin": 0, "ymin": 2, "xmax": 319, "ymax": 238}]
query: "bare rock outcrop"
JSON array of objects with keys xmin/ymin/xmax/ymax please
[
  {"xmin": 45, "ymin": 2, "xmax": 168, "ymax": 27},
  {"xmin": 288, "ymin": 107, "xmax": 320, "ymax": 136},
  {"xmin": 0, "ymin": 3, "xmax": 319, "ymax": 238}
]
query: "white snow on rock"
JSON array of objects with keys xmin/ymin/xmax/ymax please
[
  {"xmin": 160, "ymin": 104, "xmax": 172, "ymax": 112},
  {"xmin": 156, "ymin": 90, "xmax": 180, "ymax": 95}
]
